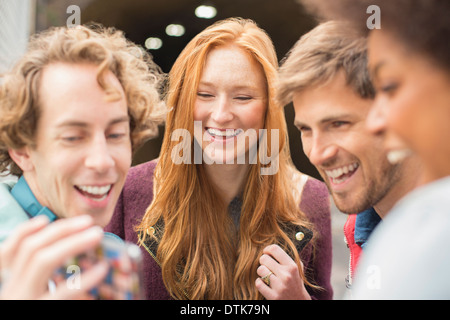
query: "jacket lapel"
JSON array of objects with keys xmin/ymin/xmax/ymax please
[{"xmin": 139, "ymin": 218, "xmax": 313, "ymax": 265}]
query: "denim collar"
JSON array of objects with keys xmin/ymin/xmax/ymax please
[
  {"xmin": 9, "ymin": 176, "xmax": 123, "ymax": 244},
  {"xmin": 11, "ymin": 176, "xmax": 58, "ymax": 222},
  {"xmin": 355, "ymin": 207, "xmax": 381, "ymax": 249}
]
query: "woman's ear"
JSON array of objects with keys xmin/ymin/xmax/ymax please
[{"xmin": 8, "ymin": 147, "xmax": 35, "ymax": 172}]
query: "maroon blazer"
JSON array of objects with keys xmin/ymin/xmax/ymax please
[{"xmin": 105, "ymin": 160, "xmax": 333, "ymax": 300}]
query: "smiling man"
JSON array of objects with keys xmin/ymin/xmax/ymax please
[
  {"xmin": 277, "ymin": 21, "xmax": 421, "ymax": 289},
  {"xmin": 0, "ymin": 25, "xmax": 164, "ymax": 236},
  {"xmin": 0, "ymin": 25, "xmax": 165, "ymax": 299},
  {"xmin": 7, "ymin": 63, "xmax": 131, "ymax": 228}
]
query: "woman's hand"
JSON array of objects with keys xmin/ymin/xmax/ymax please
[
  {"xmin": 0, "ymin": 215, "xmax": 108, "ymax": 300},
  {"xmin": 255, "ymin": 244, "xmax": 311, "ymax": 300}
]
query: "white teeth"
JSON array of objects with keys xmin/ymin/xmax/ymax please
[
  {"xmin": 77, "ymin": 185, "xmax": 111, "ymax": 200},
  {"xmin": 387, "ymin": 149, "xmax": 412, "ymax": 164},
  {"xmin": 207, "ymin": 128, "xmax": 243, "ymax": 137},
  {"xmin": 325, "ymin": 163, "xmax": 359, "ymax": 179},
  {"xmin": 78, "ymin": 185, "xmax": 111, "ymax": 195}
]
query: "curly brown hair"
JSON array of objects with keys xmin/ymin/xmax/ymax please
[{"xmin": 0, "ymin": 24, "xmax": 166, "ymax": 176}]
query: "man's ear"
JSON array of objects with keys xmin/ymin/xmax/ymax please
[{"xmin": 8, "ymin": 147, "xmax": 35, "ymax": 172}]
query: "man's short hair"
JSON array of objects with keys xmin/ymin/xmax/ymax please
[
  {"xmin": 0, "ymin": 24, "xmax": 166, "ymax": 176},
  {"xmin": 277, "ymin": 20, "xmax": 375, "ymax": 106}
]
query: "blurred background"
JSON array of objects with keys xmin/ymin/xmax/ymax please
[{"xmin": 0, "ymin": 0, "xmax": 349, "ymax": 299}]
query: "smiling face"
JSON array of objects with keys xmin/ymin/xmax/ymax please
[
  {"xmin": 367, "ymin": 30, "xmax": 450, "ymax": 182},
  {"xmin": 193, "ymin": 44, "xmax": 267, "ymax": 164},
  {"xmin": 12, "ymin": 63, "xmax": 132, "ymax": 227},
  {"xmin": 293, "ymin": 71, "xmax": 400, "ymax": 214}
]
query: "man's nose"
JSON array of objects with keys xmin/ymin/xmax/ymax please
[
  {"xmin": 84, "ymin": 137, "xmax": 115, "ymax": 173},
  {"xmin": 306, "ymin": 134, "xmax": 339, "ymax": 167}
]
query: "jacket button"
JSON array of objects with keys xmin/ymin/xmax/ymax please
[
  {"xmin": 146, "ymin": 226, "xmax": 155, "ymax": 236},
  {"xmin": 295, "ymin": 232, "xmax": 305, "ymax": 241}
]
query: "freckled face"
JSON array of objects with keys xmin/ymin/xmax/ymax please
[{"xmin": 193, "ymin": 44, "xmax": 267, "ymax": 164}]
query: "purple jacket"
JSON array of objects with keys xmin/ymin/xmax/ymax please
[{"xmin": 105, "ymin": 160, "xmax": 333, "ymax": 300}]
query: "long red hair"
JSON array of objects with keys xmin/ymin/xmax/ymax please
[{"xmin": 137, "ymin": 18, "xmax": 314, "ymax": 299}]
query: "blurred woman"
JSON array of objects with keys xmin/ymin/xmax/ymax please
[{"xmin": 302, "ymin": 0, "xmax": 450, "ymax": 298}]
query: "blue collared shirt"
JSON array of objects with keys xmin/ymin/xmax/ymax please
[
  {"xmin": 354, "ymin": 207, "xmax": 381, "ymax": 249},
  {"xmin": 11, "ymin": 176, "xmax": 58, "ymax": 222},
  {"xmin": 9, "ymin": 176, "xmax": 122, "ymax": 243}
]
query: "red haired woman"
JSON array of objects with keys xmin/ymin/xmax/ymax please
[{"xmin": 106, "ymin": 18, "xmax": 332, "ymax": 300}]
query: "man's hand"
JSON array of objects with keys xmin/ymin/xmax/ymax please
[{"xmin": 0, "ymin": 215, "xmax": 108, "ymax": 299}]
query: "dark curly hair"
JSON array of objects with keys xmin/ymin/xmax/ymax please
[{"xmin": 300, "ymin": 0, "xmax": 450, "ymax": 71}]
